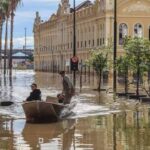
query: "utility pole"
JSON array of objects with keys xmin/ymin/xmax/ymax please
[
  {"xmin": 24, "ymin": 27, "xmax": 27, "ymax": 62},
  {"xmin": 73, "ymin": 0, "xmax": 76, "ymax": 86},
  {"xmin": 113, "ymin": 0, "xmax": 117, "ymax": 98}
]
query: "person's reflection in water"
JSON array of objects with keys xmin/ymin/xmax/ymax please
[
  {"xmin": 22, "ymin": 123, "xmax": 42, "ymax": 149},
  {"xmin": 21, "ymin": 119, "xmax": 76, "ymax": 149},
  {"xmin": 62, "ymin": 120, "xmax": 75, "ymax": 150}
]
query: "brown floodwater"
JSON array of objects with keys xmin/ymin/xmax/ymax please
[{"xmin": 0, "ymin": 70, "xmax": 150, "ymax": 150}]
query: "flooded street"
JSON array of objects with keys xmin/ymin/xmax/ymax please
[{"xmin": 0, "ymin": 70, "xmax": 150, "ymax": 150}]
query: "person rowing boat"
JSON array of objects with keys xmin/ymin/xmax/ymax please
[{"xmin": 58, "ymin": 71, "xmax": 75, "ymax": 104}]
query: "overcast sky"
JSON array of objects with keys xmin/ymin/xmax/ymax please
[{"xmin": 2, "ymin": 0, "xmax": 94, "ymax": 49}]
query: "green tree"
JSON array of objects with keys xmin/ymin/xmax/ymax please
[
  {"xmin": 141, "ymin": 46, "xmax": 150, "ymax": 96},
  {"xmin": 0, "ymin": 0, "xmax": 21, "ymax": 75},
  {"xmin": 124, "ymin": 37, "xmax": 150, "ymax": 97},
  {"xmin": 87, "ymin": 49, "xmax": 108, "ymax": 91},
  {"xmin": 116, "ymin": 55, "xmax": 131, "ymax": 95}
]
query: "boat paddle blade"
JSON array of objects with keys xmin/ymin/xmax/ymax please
[{"xmin": 0, "ymin": 101, "xmax": 14, "ymax": 106}]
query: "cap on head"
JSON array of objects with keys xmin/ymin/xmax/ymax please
[{"xmin": 59, "ymin": 71, "xmax": 65, "ymax": 75}]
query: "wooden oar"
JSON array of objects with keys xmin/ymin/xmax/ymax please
[
  {"xmin": 0, "ymin": 96, "xmax": 60, "ymax": 107},
  {"xmin": 0, "ymin": 100, "xmax": 45, "ymax": 106},
  {"xmin": 0, "ymin": 101, "xmax": 14, "ymax": 106}
]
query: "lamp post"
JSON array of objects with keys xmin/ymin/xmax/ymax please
[
  {"xmin": 25, "ymin": 28, "xmax": 27, "ymax": 49},
  {"xmin": 73, "ymin": 0, "xmax": 76, "ymax": 86},
  {"xmin": 113, "ymin": 0, "xmax": 117, "ymax": 97},
  {"xmin": 24, "ymin": 27, "xmax": 27, "ymax": 62}
]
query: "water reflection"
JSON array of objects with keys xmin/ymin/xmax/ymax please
[
  {"xmin": 0, "ymin": 117, "xmax": 13, "ymax": 149},
  {"xmin": 21, "ymin": 119, "xmax": 75, "ymax": 150},
  {"xmin": 1, "ymin": 70, "xmax": 150, "ymax": 149},
  {"xmin": 1, "ymin": 108, "xmax": 150, "ymax": 149}
]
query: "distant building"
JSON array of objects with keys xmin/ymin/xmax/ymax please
[
  {"xmin": 1, "ymin": 49, "xmax": 33, "ymax": 69},
  {"xmin": 33, "ymin": 0, "xmax": 150, "ymax": 72}
]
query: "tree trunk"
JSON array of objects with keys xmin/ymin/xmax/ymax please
[
  {"xmin": 148, "ymin": 69, "xmax": 150, "ymax": 96},
  {"xmin": 148, "ymin": 68, "xmax": 150, "ymax": 82},
  {"xmin": 98, "ymin": 71, "xmax": 102, "ymax": 92},
  {"xmin": 136, "ymin": 65, "xmax": 140, "ymax": 97},
  {"xmin": 124, "ymin": 66, "xmax": 128, "ymax": 94},
  {"xmin": 4, "ymin": 17, "xmax": 8, "ymax": 76},
  {"xmin": 136, "ymin": 51, "xmax": 141, "ymax": 97},
  {"xmin": 0, "ymin": 20, "xmax": 3, "ymax": 70},
  {"xmin": 9, "ymin": 10, "xmax": 14, "ymax": 77}
]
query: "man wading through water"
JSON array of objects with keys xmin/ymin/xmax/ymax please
[{"xmin": 59, "ymin": 71, "xmax": 75, "ymax": 104}]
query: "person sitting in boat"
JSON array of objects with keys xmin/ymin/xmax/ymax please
[
  {"xmin": 59, "ymin": 71, "xmax": 75, "ymax": 104},
  {"xmin": 26, "ymin": 83, "xmax": 41, "ymax": 101}
]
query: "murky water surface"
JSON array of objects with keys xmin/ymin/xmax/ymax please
[{"xmin": 0, "ymin": 70, "xmax": 150, "ymax": 150}]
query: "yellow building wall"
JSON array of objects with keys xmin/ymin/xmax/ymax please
[{"xmin": 33, "ymin": 0, "xmax": 150, "ymax": 72}]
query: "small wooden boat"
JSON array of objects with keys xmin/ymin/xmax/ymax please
[{"xmin": 22, "ymin": 101, "xmax": 65, "ymax": 123}]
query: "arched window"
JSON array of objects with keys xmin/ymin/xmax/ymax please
[
  {"xmin": 134, "ymin": 23, "xmax": 143, "ymax": 37},
  {"xmin": 119, "ymin": 23, "xmax": 128, "ymax": 45}
]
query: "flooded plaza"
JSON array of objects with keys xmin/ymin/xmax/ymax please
[{"xmin": 0, "ymin": 70, "xmax": 150, "ymax": 150}]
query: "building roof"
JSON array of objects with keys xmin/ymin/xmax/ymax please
[
  {"xmin": 12, "ymin": 52, "xmax": 28, "ymax": 57},
  {"xmin": 75, "ymin": 0, "xmax": 93, "ymax": 11},
  {"xmin": 1, "ymin": 49, "xmax": 33, "ymax": 56}
]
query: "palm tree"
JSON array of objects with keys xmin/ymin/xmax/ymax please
[
  {"xmin": 0, "ymin": 0, "xmax": 21, "ymax": 76},
  {"xmin": 2, "ymin": 0, "xmax": 10, "ymax": 76},
  {"xmin": 0, "ymin": 1, "xmax": 6, "ymax": 71},
  {"xmin": 0, "ymin": 0, "xmax": 22, "ymax": 77},
  {"xmin": 9, "ymin": 0, "xmax": 21, "ymax": 77}
]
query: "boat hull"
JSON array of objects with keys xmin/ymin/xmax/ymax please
[{"xmin": 22, "ymin": 101, "xmax": 65, "ymax": 123}]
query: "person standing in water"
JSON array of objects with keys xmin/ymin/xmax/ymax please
[{"xmin": 59, "ymin": 71, "xmax": 75, "ymax": 104}]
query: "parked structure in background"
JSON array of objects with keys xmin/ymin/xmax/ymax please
[
  {"xmin": 0, "ymin": 49, "xmax": 33, "ymax": 69},
  {"xmin": 33, "ymin": 0, "xmax": 150, "ymax": 72}
]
